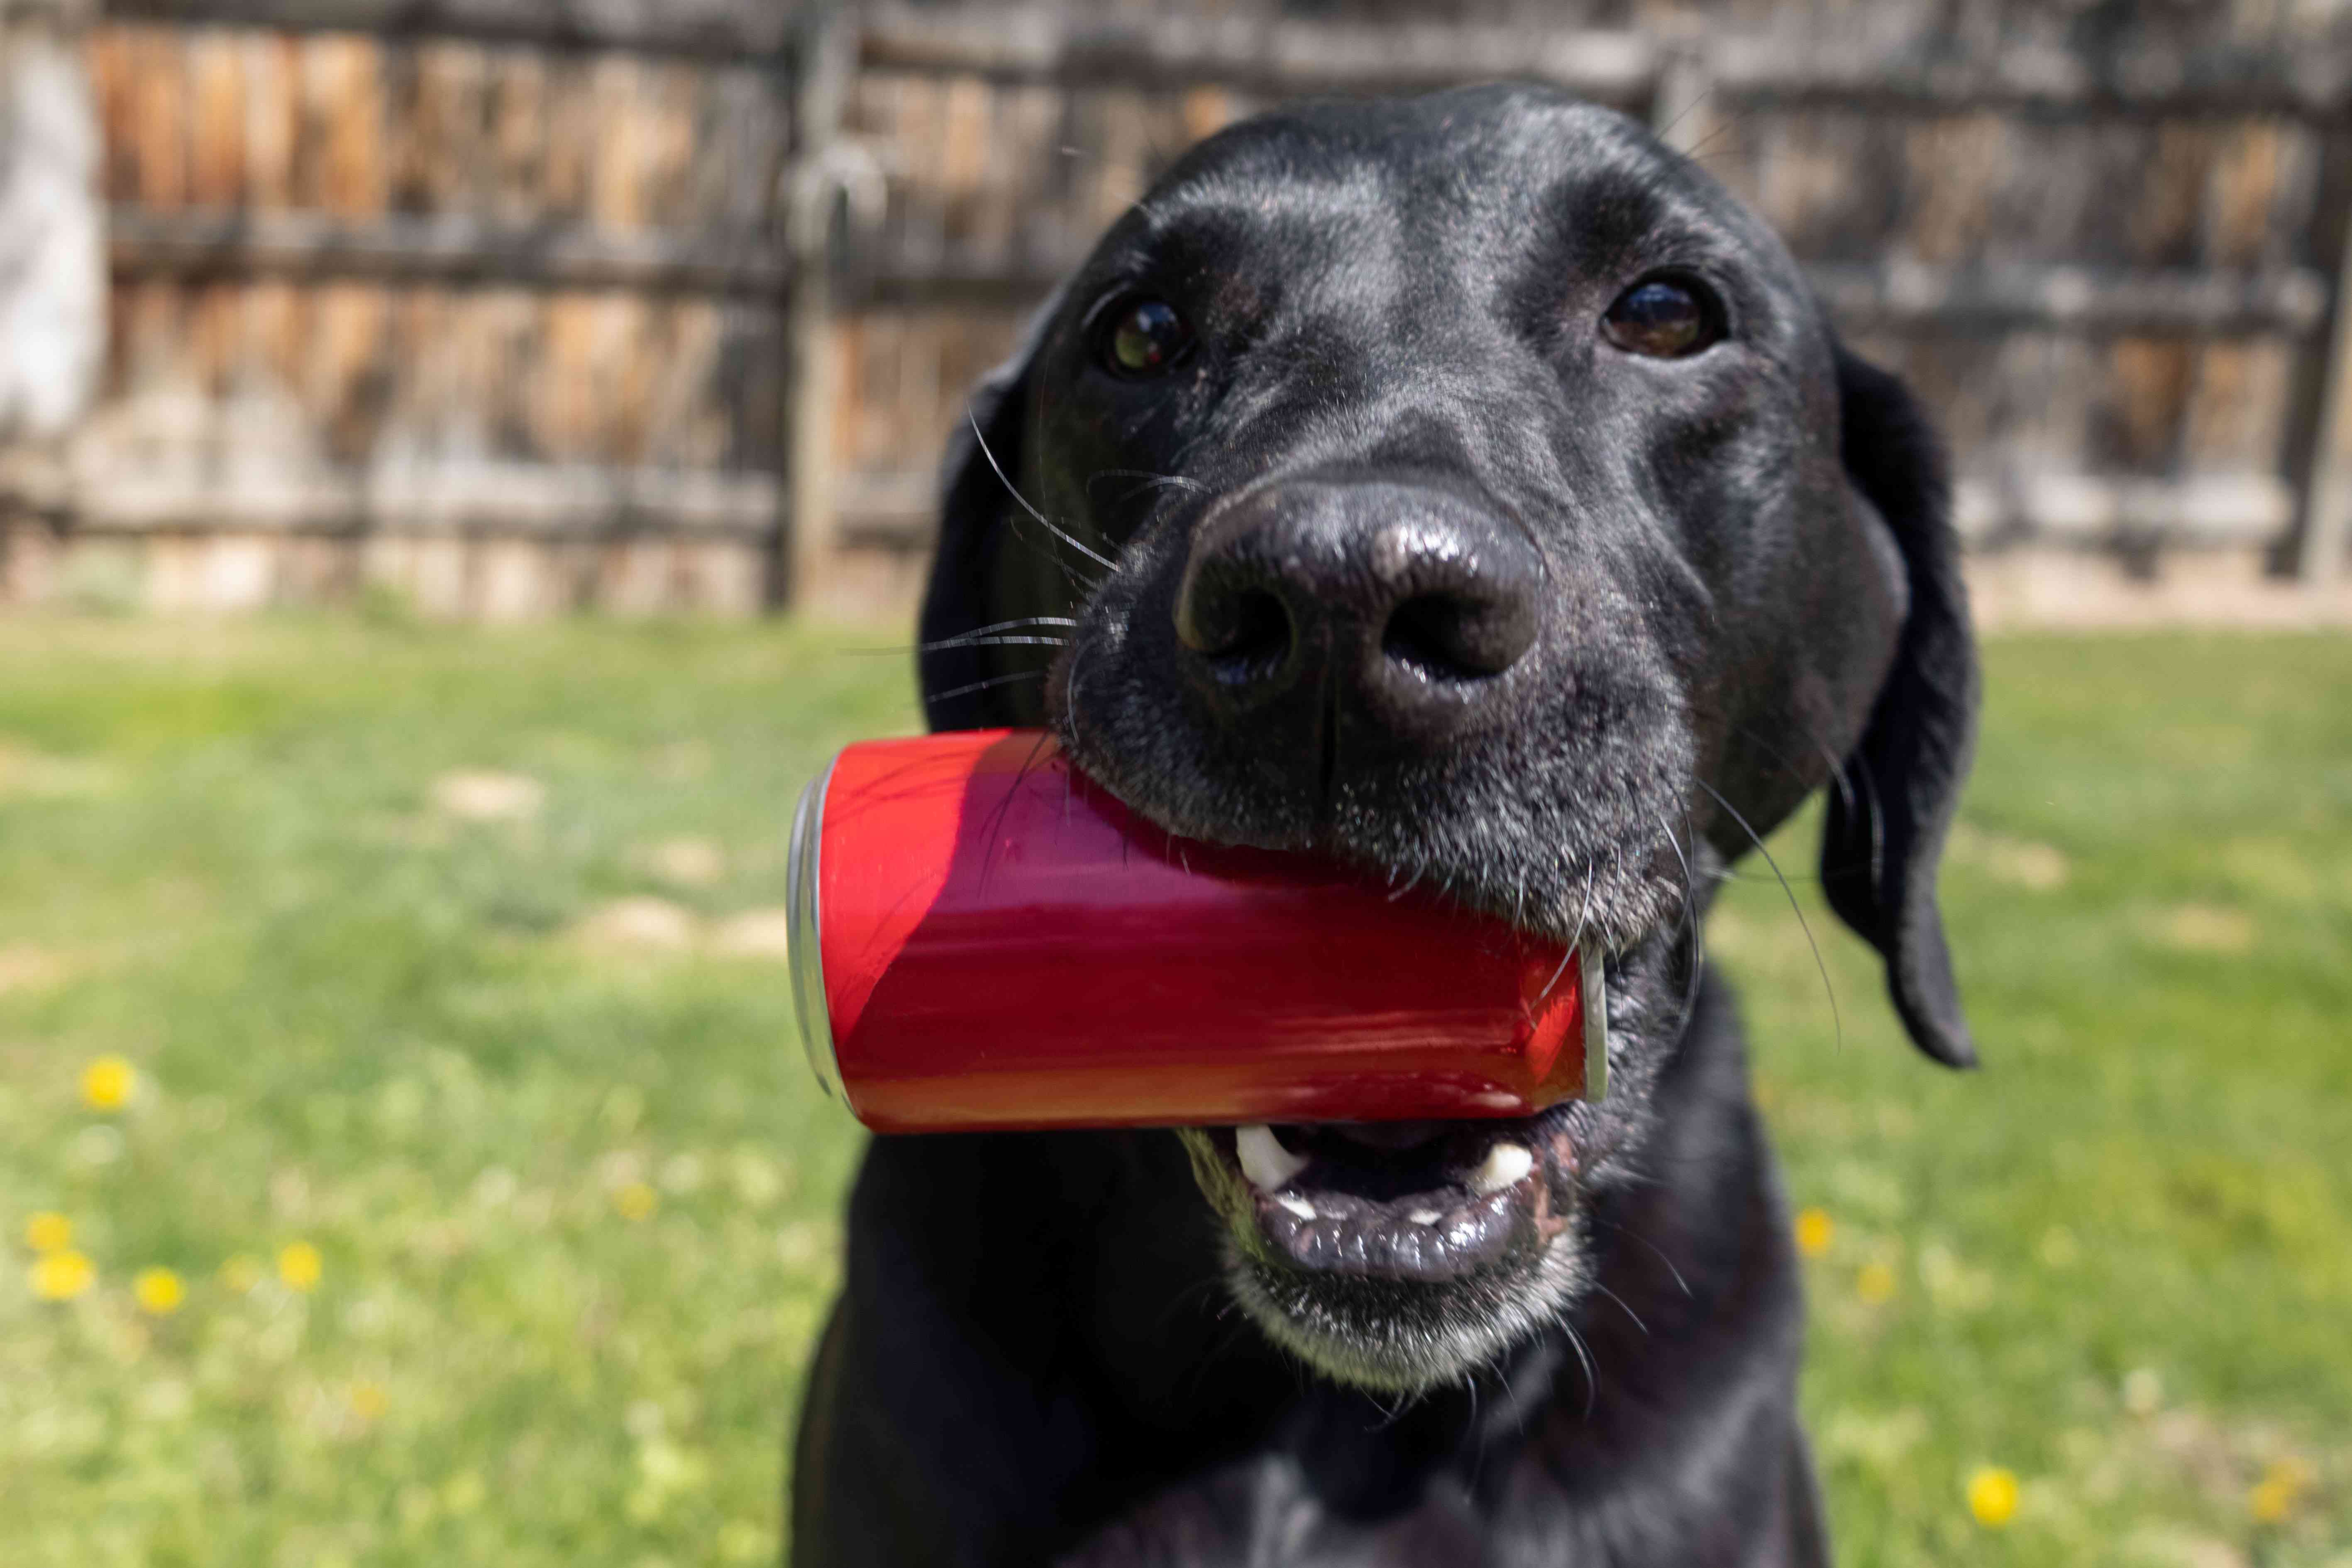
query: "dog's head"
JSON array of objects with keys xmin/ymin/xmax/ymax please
[{"xmin": 918, "ymin": 85, "xmax": 1977, "ymax": 1394}]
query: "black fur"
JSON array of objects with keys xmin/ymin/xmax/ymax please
[{"xmin": 797, "ymin": 84, "xmax": 1976, "ymax": 1566}]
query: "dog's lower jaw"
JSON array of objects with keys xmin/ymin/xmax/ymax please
[
  {"xmin": 1226, "ymin": 1230, "xmax": 1594, "ymax": 1397},
  {"xmin": 1178, "ymin": 1116, "xmax": 1602, "ymax": 1398}
]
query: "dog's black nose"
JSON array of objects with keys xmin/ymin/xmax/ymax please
[{"xmin": 1173, "ymin": 481, "xmax": 1541, "ymax": 760}]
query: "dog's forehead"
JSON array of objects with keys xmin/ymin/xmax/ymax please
[{"xmin": 1126, "ymin": 86, "xmax": 1782, "ymax": 292}]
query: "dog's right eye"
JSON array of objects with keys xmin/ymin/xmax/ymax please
[
  {"xmin": 1101, "ymin": 297, "xmax": 1192, "ymax": 378},
  {"xmin": 1600, "ymin": 276, "xmax": 1722, "ymax": 359}
]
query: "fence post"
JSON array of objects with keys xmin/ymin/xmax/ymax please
[
  {"xmin": 2292, "ymin": 147, "xmax": 2352, "ymax": 585},
  {"xmin": 780, "ymin": 2, "xmax": 855, "ymax": 614}
]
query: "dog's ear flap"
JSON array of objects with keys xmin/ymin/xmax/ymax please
[
  {"xmin": 1820, "ymin": 344, "xmax": 1981, "ymax": 1069},
  {"xmin": 918, "ymin": 288, "xmax": 1066, "ymax": 733}
]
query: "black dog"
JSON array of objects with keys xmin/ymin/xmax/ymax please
[{"xmin": 793, "ymin": 83, "xmax": 1977, "ymax": 1566}]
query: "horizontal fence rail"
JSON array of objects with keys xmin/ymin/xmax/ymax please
[
  {"xmin": 109, "ymin": 208, "xmax": 790, "ymax": 295},
  {"xmin": 101, "ymin": 0, "xmax": 796, "ymax": 59},
  {"xmin": 858, "ymin": 12, "xmax": 1658, "ymax": 101},
  {"xmin": 110, "ymin": 212, "xmax": 2334, "ymax": 339},
  {"xmin": 1706, "ymin": 34, "xmax": 2352, "ymax": 117}
]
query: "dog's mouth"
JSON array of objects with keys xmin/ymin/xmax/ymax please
[
  {"xmin": 1165, "ymin": 921, "xmax": 1664, "ymax": 1391},
  {"xmin": 1180, "ymin": 1110, "xmax": 1580, "ymax": 1285}
]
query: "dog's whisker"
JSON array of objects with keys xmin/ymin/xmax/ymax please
[
  {"xmin": 1651, "ymin": 80, "xmax": 1717, "ymax": 149},
  {"xmin": 1085, "ymin": 467, "xmax": 1211, "ymax": 512},
  {"xmin": 1682, "ymin": 810, "xmax": 1710, "ymax": 1022},
  {"xmin": 1364, "ymin": 1387, "xmax": 1417, "ymax": 1431},
  {"xmin": 858, "ymin": 616, "xmax": 1082, "ymax": 661},
  {"xmin": 1654, "ymin": 809, "xmax": 1708, "ymax": 1027},
  {"xmin": 1589, "ymin": 1282, "xmax": 1651, "ymax": 1338},
  {"xmin": 1534, "ymin": 861, "xmax": 1595, "ymax": 1004},
  {"xmin": 967, "ymin": 405, "xmax": 1119, "ymax": 586},
  {"xmin": 1059, "ymin": 638, "xmax": 1092, "ymax": 760},
  {"xmin": 1562, "ymin": 1321, "xmax": 1600, "ymax": 1421},
  {"xmin": 1696, "ymin": 780, "xmax": 1844, "ymax": 1057},
  {"xmin": 974, "ymin": 725, "xmax": 1065, "ymax": 893},
  {"xmin": 920, "ymin": 614, "xmax": 1078, "ymax": 649},
  {"xmin": 1587, "ymin": 1215, "xmax": 1694, "ymax": 1299},
  {"xmin": 1153, "ymin": 1268, "xmax": 1236, "ymax": 1336},
  {"xmin": 1385, "ymin": 858, "xmax": 1428, "ymax": 902},
  {"xmin": 1672, "ymin": 96, "xmax": 1766, "ymax": 171},
  {"xmin": 1799, "ymin": 735, "xmax": 1860, "ymax": 821},
  {"xmin": 921, "ymin": 669, "xmax": 1048, "ymax": 706},
  {"xmin": 861, "ymin": 635, "xmax": 1070, "ymax": 656},
  {"xmin": 1089, "ymin": 467, "xmax": 1208, "ymax": 493},
  {"xmin": 1849, "ymin": 754, "xmax": 1889, "ymax": 893}
]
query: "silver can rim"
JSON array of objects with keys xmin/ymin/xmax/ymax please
[
  {"xmin": 1580, "ymin": 945, "xmax": 1610, "ymax": 1100},
  {"xmin": 786, "ymin": 756, "xmax": 845, "ymax": 1104}
]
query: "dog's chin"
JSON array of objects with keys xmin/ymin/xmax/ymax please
[{"xmin": 1176, "ymin": 1109, "xmax": 1595, "ymax": 1397}]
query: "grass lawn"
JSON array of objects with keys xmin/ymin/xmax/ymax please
[{"xmin": 1, "ymin": 615, "xmax": 2346, "ymax": 1566}]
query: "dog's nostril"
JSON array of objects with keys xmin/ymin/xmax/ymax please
[
  {"xmin": 1380, "ymin": 593, "xmax": 1529, "ymax": 682},
  {"xmin": 1199, "ymin": 588, "xmax": 1293, "ymax": 686}
]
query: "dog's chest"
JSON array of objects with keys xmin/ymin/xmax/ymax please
[{"xmin": 1054, "ymin": 1452, "xmax": 1552, "ymax": 1568}]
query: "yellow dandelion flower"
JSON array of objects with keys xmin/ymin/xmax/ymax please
[
  {"xmin": 2249, "ymin": 1458, "xmax": 2311, "ymax": 1525},
  {"xmin": 1794, "ymin": 1207, "xmax": 1834, "ymax": 1259},
  {"xmin": 24, "ymin": 1211, "xmax": 71, "ymax": 1253},
  {"xmin": 613, "ymin": 1181, "xmax": 659, "ymax": 1222},
  {"xmin": 1856, "ymin": 1260, "xmax": 1897, "ymax": 1304},
  {"xmin": 350, "ymin": 1381, "xmax": 388, "ymax": 1420},
  {"xmin": 219, "ymin": 1254, "xmax": 262, "ymax": 1293},
  {"xmin": 31, "ymin": 1250, "xmax": 95, "ymax": 1301},
  {"xmin": 1966, "ymin": 1466, "xmax": 2019, "ymax": 1528},
  {"xmin": 133, "ymin": 1267, "xmax": 185, "ymax": 1315},
  {"xmin": 277, "ymin": 1241, "xmax": 322, "ymax": 1292},
  {"xmin": 81, "ymin": 1056, "xmax": 137, "ymax": 1111}
]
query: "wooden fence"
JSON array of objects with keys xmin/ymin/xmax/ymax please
[
  {"xmin": 3, "ymin": 0, "xmax": 2350, "ymax": 616},
  {"xmin": 10, "ymin": 0, "xmax": 803, "ymax": 615}
]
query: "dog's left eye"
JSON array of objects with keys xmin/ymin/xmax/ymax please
[
  {"xmin": 1601, "ymin": 277, "xmax": 1722, "ymax": 358},
  {"xmin": 1101, "ymin": 297, "xmax": 1192, "ymax": 378}
]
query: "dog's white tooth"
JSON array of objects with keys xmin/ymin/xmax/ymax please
[
  {"xmin": 1408, "ymin": 1209, "xmax": 1442, "ymax": 1226},
  {"xmin": 1276, "ymin": 1194, "xmax": 1317, "ymax": 1221},
  {"xmin": 1235, "ymin": 1124, "xmax": 1309, "ymax": 1190},
  {"xmin": 1470, "ymin": 1142, "xmax": 1535, "ymax": 1196}
]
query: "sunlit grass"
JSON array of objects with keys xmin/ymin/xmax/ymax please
[
  {"xmin": 2, "ymin": 616, "xmax": 2346, "ymax": 1566},
  {"xmin": 1726, "ymin": 633, "xmax": 2352, "ymax": 1566}
]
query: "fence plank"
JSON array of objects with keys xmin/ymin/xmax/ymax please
[
  {"xmin": 188, "ymin": 29, "xmax": 248, "ymax": 205},
  {"xmin": 243, "ymin": 33, "xmax": 298, "ymax": 209}
]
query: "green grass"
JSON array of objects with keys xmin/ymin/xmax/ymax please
[{"xmin": 1, "ymin": 617, "xmax": 2346, "ymax": 1566}]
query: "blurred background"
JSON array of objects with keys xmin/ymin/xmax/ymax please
[
  {"xmin": 0, "ymin": 2, "xmax": 2347, "ymax": 1566},
  {"xmin": 2, "ymin": 0, "xmax": 2352, "ymax": 618}
]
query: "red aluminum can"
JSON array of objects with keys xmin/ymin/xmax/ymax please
[{"xmin": 786, "ymin": 730, "xmax": 1607, "ymax": 1134}]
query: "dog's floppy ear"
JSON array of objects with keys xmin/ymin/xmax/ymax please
[
  {"xmin": 918, "ymin": 289, "xmax": 1065, "ymax": 733},
  {"xmin": 1820, "ymin": 344, "xmax": 1981, "ymax": 1069}
]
